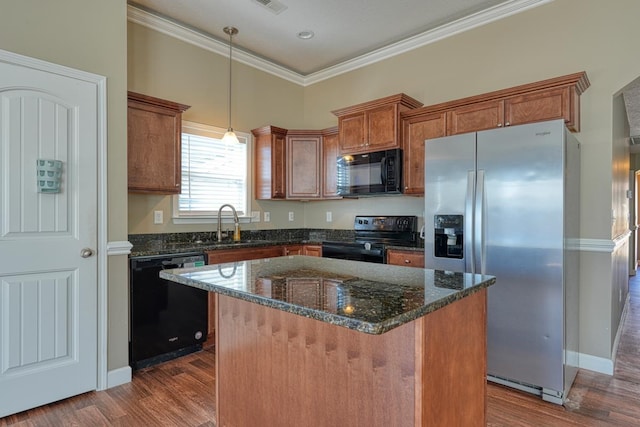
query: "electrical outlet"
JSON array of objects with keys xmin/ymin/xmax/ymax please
[
  {"xmin": 251, "ymin": 211, "xmax": 261, "ymax": 222},
  {"xmin": 326, "ymin": 211, "xmax": 332, "ymax": 222},
  {"xmin": 288, "ymin": 211, "xmax": 294, "ymax": 221},
  {"xmin": 153, "ymin": 210, "xmax": 163, "ymax": 224},
  {"xmin": 264, "ymin": 211, "xmax": 271, "ymax": 222}
]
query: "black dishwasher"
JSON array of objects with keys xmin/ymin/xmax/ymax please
[{"xmin": 129, "ymin": 252, "xmax": 207, "ymax": 370}]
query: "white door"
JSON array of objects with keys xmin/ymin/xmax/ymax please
[{"xmin": 0, "ymin": 55, "xmax": 98, "ymax": 417}]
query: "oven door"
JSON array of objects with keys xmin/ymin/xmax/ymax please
[
  {"xmin": 337, "ymin": 149, "xmax": 401, "ymax": 196},
  {"xmin": 321, "ymin": 241, "xmax": 385, "ymax": 263}
]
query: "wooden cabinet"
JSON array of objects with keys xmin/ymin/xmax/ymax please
[
  {"xmin": 332, "ymin": 93, "xmax": 422, "ymax": 154},
  {"xmin": 282, "ymin": 244, "xmax": 322, "ymax": 256},
  {"xmin": 401, "ymin": 111, "xmax": 447, "ymax": 195},
  {"xmin": 386, "ymin": 249, "xmax": 425, "ymax": 268},
  {"xmin": 446, "ymin": 86, "xmax": 581, "ymax": 135},
  {"xmin": 253, "ymin": 125, "xmax": 341, "ymax": 200},
  {"xmin": 205, "ymin": 245, "xmax": 283, "ymax": 346},
  {"xmin": 127, "ymin": 91, "xmax": 190, "ymax": 194},
  {"xmin": 400, "ymin": 71, "xmax": 590, "ymax": 196},
  {"xmin": 321, "ymin": 127, "xmax": 341, "ymax": 199},
  {"xmin": 282, "ymin": 245, "xmax": 303, "ymax": 256},
  {"xmin": 286, "ymin": 130, "xmax": 321, "ymax": 199},
  {"xmin": 303, "ymin": 244, "xmax": 322, "ymax": 257},
  {"xmin": 252, "ymin": 126, "xmax": 287, "ymax": 200}
]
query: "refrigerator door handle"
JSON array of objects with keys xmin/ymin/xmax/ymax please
[
  {"xmin": 465, "ymin": 170, "xmax": 475, "ymax": 273},
  {"xmin": 475, "ymin": 170, "xmax": 486, "ymax": 274}
]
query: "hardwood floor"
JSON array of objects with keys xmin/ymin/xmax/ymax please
[{"xmin": 2, "ymin": 277, "xmax": 639, "ymax": 426}]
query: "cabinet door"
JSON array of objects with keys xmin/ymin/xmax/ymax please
[
  {"xmin": 283, "ymin": 245, "xmax": 304, "ymax": 256},
  {"xmin": 366, "ymin": 104, "xmax": 398, "ymax": 150},
  {"xmin": 272, "ymin": 133, "xmax": 287, "ymax": 199},
  {"xmin": 303, "ymin": 245, "xmax": 322, "ymax": 257},
  {"xmin": 287, "ymin": 135, "xmax": 321, "ymax": 199},
  {"xmin": 322, "ymin": 131, "xmax": 341, "ymax": 199},
  {"xmin": 387, "ymin": 249, "xmax": 425, "ymax": 268},
  {"xmin": 447, "ymin": 99, "xmax": 505, "ymax": 135},
  {"xmin": 504, "ymin": 87, "xmax": 571, "ymax": 128},
  {"xmin": 253, "ymin": 126, "xmax": 287, "ymax": 200},
  {"xmin": 339, "ymin": 112, "xmax": 365, "ymax": 152},
  {"xmin": 128, "ymin": 94, "xmax": 189, "ymax": 194},
  {"xmin": 402, "ymin": 112, "xmax": 447, "ymax": 195}
]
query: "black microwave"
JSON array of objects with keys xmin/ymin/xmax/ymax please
[{"xmin": 336, "ymin": 148, "xmax": 402, "ymax": 197}]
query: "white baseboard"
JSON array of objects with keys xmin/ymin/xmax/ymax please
[
  {"xmin": 578, "ymin": 353, "xmax": 614, "ymax": 375},
  {"xmin": 107, "ymin": 366, "xmax": 132, "ymax": 389}
]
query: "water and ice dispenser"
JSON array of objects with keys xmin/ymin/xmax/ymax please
[{"xmin": 433, "ymin": 214, "xmax": 463, "ymax": 259}]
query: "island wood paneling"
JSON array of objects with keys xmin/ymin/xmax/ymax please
[
  {"xmin": 215, "ymin": 293, "xmax": 416, "ymax": 427},
  {"xmin": 215, "ymin": 288, "xmax": 488, "ymax": 427}
]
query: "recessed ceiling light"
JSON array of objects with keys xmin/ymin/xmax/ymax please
[{"xmin": 297, "ymin": 30, "xmax": 314, "ymax": 40}]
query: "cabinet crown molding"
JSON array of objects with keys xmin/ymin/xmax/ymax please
[
  {"xmin": 251, "ymin": 125, "xmax": 288, "ymax": 137},
  {"xmin": 331, "ymin": 93, "xmax": 423, "ymax": 117},
  {"xmin": 127, "ymin": 91, "xmax": 190, "ymax": 112}
]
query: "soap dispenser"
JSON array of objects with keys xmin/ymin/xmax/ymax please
[{"xmin": 233, "ymin": 223, "xmax": 241, "ymax": 242}]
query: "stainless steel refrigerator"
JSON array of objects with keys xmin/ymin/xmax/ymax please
[{"xmin": 423, "ymin": 119, "xmax": 580, "ymax": 404}]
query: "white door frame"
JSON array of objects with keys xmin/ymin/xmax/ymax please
[{"xmin": 0, "ymin": 48, "xmax": 109, "ymax": 390}]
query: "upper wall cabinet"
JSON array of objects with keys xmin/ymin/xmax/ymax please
[
  {"xmin": 401, "ymin": 71, "xmax": 590, "ymax": 196},
  {"xmin": 286, "ymin": 130, "xmax": 322, "ymax": 199},
  {"xmin": 252, "ymin": 125, "xmax": 288, "ymax": 200},
  {"xmin": 127, "ymin": 91, "xmax": 190, "ymax": 194},
  {"xmin": 332, "ymin": 94, "xmax": 423, "ymax": 155}
]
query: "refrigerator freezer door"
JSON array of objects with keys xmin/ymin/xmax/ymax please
[
  {"xmin": 477, "ymin": 119, "xmax": 566, "ymax": 394},
  {"xmin": 424, "ymin": 132, "xmax": 476, "ymax": 273}
]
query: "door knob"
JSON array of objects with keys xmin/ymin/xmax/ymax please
[{"xmin": 81, "ymin": 248, "xmax": 95, "ymax": 258}]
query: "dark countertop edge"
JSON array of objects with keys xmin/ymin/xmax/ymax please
[{"xmin": 159, "ymin": 269, "xmax": 495, "ymax": 335}]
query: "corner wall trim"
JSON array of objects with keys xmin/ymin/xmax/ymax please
[
  {"xmin": 107, "ymin": 241, "xmax": 133, "ymax": 256},
  {"xmin": 107, "ymin": 366, "xmax": 132, "ymax": 389}
]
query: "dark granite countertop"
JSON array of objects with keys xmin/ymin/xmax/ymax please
[
  {"xmin": 129, "ymin": 229, "xmax": 422, "ymax": 258},
  {"xmin": 160, "ymin": 256, "xmax": 494, "ymax": 335}
]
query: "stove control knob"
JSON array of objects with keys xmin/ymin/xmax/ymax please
[{"xmin": 364, "ymin": 242, "xmax": 372, "ymax": 250}]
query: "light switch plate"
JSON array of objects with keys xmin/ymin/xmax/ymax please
[
  {"xmin": 326, "ymin": 211, "xmax": 332, "ymax": 222},
  {"xmin": 288, "ymin": 212, "xmax": 294, "ymax": 221},
  {"xmin": 264, "ymin": 212, "xmax": 271, "ymax": 222}
]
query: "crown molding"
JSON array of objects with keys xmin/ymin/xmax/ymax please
[{"xmin": 127, "ymin": 0, "xmax": 552, "ymax": 87}]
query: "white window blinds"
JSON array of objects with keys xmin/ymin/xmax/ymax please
[{"xmin": 177, "ymin": 121, "xmax": 249, "ymax": 217}]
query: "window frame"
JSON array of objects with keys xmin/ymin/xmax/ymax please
[{"xmin": 172, "ymin": 121, "xmax": 253, "ymax": 225}]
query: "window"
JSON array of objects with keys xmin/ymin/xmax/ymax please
[{"xmin": 173, "ymin": 121, "xmax": 251, "ymax": 223}]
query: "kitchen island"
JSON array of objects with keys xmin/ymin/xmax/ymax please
[{"xmin": 160, "ymin": 256, "xmax": 495, "ymax": 427}]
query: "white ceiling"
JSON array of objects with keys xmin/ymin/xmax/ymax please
[{"xmin": 128, "ymin": 0, "xmax": 551, "ymax": 83}]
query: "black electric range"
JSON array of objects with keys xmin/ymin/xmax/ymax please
[{"xmin": 321, "ymin": 215, "xmax": 417, "ymax": 263}]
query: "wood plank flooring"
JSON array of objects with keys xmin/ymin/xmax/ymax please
[{"xmin": 2, "ymin": 277, "xmax": 639, "ymax": 426}]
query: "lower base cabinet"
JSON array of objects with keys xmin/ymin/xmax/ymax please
[{"xmin": 386, "ymin": 249, "xmax": 425, "ymax": 268}]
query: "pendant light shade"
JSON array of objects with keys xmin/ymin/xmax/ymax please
[{"xmin": 222, "ymin": 26, "xmax": 242, "ymax": 144}]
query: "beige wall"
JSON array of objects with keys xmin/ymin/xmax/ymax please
[{"xmin": 0, "ymin": 1, "xmax": 129, "ymax": 370}]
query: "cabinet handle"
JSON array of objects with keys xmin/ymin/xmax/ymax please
[
  {"xmin": 505, "ymin": 122, "xmax": 510, "ymax": 126},
  {"xmin": 404, "ymin": 259, "xmax": 411, "ymax": 264},
  {"xmin": 497, "ymin": 123, "xmax": 503, "ymax": 127}
]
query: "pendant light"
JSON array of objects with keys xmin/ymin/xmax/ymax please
[{"xmin": 222, "ymin": 26, "xmax": 242, "ymax": 144}]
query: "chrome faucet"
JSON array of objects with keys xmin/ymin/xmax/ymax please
[{"xmin": 217, "ymin": 204, "xmax": 239, "ymax": 242}]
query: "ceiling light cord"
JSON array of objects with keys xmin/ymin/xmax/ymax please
[{"xmin": 222, "ymin": 26, "xmax": 241, "ymax": 144}]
